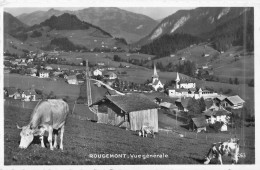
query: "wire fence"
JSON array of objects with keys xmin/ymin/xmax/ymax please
[{"xmin": 159, "ymin": 128, "xmax": 255, "ymax": 148}]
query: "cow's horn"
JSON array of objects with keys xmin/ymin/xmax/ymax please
[{"xmin": 16, "ymin": 123, "xmax": 22, "ymax": 129}]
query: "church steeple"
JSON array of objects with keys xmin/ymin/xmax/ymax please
[
  {"xmin": 176, "ymin": 72, "xmax": 180, "ymax": 89},
  {"xmin": 153, "ymin": 64, "xmax": 159, "ymax": 78},
  {"xmin": 152, "ymin": 64, "xmax": 159, "ymax": 84},
  {"xmin": 176, "ymin": 72, "xmax": 180, "ymax": 82}
]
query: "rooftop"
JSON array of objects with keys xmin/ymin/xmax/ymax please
[
  {"xmin": 225, "ymin": 95, "xmax": 245, "ymax": 104},
  {"xmin": 192, "ymin": 117, "xmax": 207, "ymax": 128},
  {"xmin": 106, "ymin": 94, "xmax": 159, "ymax": 113}
]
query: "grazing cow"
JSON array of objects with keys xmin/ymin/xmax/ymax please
[
  {"xmin": 17, "ymin": 99, "xmax": 69, "ymax": 150},
  {"xmin": 138, "ymin": 125, "xmax": 155, "ymax": 138},
  {"xmin": 204, "ymin": 138, "xmax": 240, "ymax": 164}
]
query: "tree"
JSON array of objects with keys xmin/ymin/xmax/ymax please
[
  {"xmin": 82, "ymin": 60, "xmax": 86, "ymax": 66},
  {"xmin": 198, "ymin": 97, "xmax": 206, "ymax": 112},
  {"xmin": 113, "ymin": 55, "xmax": 121, "ymax": 62},
  {"xmin": 234, "ymin": 77, "xmax": 239, "ymax": 85},
  {"xmin": 187, "ymin": 98, "xmax": 201, "ymax": 115}
]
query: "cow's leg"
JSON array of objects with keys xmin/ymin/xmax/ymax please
[
  {"xmin": 48, "ymin": 126, "xmax": 54, "ymax": 150},
  {"xmin": 60, "ymin": 125, "xmax": 65, "ymax": 150},
  {"xmin": 40, "ymin": 136, "xmax": 45, "ymax": 148},
  {"xmin": 218, "ymin": 155, "xmax": 223, "ymax": 165},
  {"xmin": 53, "ymin": 129, "xmax": 58, "ymax": 149}
]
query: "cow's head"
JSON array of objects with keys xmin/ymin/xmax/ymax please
[
  {"xmin": 17, "ymin": 123, "xmax": 35, "ymax": 149},
  {"xmin": 204, "ymin": 144, "xmax": 218, "ymax": 164}
]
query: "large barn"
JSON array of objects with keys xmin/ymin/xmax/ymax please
[{"xmin": 90, "ymin": 94, "xmax": 160, "ymax": 132}]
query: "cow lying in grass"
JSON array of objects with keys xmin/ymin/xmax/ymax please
[
  {"xmin": 138, "ymin": 125, "xmax": 155, "ymax": 138},
  {"xmin": 17, "ymin": 99, "xmax": 69, "ymax": 150},
  {"xmin": 204, "ymin": 138, "xmax": 240, "ymax": 164}
]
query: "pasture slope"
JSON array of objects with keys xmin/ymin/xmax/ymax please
[{"xmin": 4, "ymin": 104, "xmax": 255, "ymax": 165}]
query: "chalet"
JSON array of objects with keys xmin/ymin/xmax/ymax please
[
  {"xmin": 175, "ymin": 97, "xmax": 192, "ymax": 112},
  {"xmin": 215, "ymin": 95, "xmax": 228, "ymax": 107},
  {"xmin": 21, "ymin": 89, "xmax": 37, "ymax": 101},
  {"xmin": 225, "ymin": 95, "xmax": 245, "ymax": 109},
  {"xmin": 39, "ymin": 70, "xmax": 49, "ymax": 78},
  {"xmin": 90, "ymin": 94, "xmax": 159, "ymax": 132},
  {"xmin": 104, "ymin": 72, "xmax": 117, "ymax": 80},
  {"xmin": 203, "ymin": 109, "xmax": 230, "ymax": 131},
  {"xmin": 189, "ymin": 117, "xmax": 207, "ymax": 133},
  {"xmin": 67, "ymin": 75, "xmax": 78, "ymax": 85},
  {"xmin": 93, "ymin": 69, "xmax": 102, "ymax": 76}
]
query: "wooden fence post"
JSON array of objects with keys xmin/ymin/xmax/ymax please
[
  {"xmin": 72, "ymin": 101, "xmax": 76, "ymax": 115},
  {"xmin": 206, "ymin": 135, "xmax": 207, "ymax": 141}
]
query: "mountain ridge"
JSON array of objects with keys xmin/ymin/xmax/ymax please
[{"xmin": 17, "ymin": 7, "xmax": 158, "ymax": 43}]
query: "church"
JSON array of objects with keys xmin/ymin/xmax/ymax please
[{"xmin": 150, "ymin": 65, "xmax": 164, "ymax": 91}]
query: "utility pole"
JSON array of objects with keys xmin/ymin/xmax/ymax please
[{"xmin": 85, "ymin": 60, "xmax": 92, "ymax": 106}]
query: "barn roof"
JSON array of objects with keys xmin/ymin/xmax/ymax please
[
  {"xmin": 155, "ymin": 96, "xmax": 179, "ymax": 104},
  {"xmin": 106, "ymin": 94, "xmax": 159, "ymax": 113},
  {"xmin": 214, "ymin": 109, "xmax": 231, "ymax": 116},
  {"xmin": 225, "ymin": 95, "xmax": 245, "ymax": 105},
  {"xmin": 191, "ymin": 117, "xmax": 207, "ymax": 128},
  {"xmin": 159, "ymin": 102, "xmax": 177, "ymax": 109}
]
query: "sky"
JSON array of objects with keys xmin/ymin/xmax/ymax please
[{"xmin": 4, "ymin": 7, "xmax": 194, "ymax": 20}]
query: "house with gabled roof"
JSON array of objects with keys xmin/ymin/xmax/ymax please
[
  {"xmin": 67, "ymin": 75, "xmax": 78, "ymax": 85},
  {"xmin": 90, "ymin": 94, "xmax": 159, "ymax": 132},
  {"xmin": 189, "ymin": 117, "xmax": 207, "ymax": 133},
  {"xmin": 21, "ymin": 89, "xmax": 37, "ymax": 101},
  {"xmin": 39, "ymin": 70, "xmax": 50, "ymax": 78},
  {"xmin": 225, "ymin": 95, "xmax": 245, "ymax": 109}
]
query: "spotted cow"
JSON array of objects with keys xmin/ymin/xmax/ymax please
[{"xmin": 204, "ymin": 138, "xmax": 240, "ymax": 164}]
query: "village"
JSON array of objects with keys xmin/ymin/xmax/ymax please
[{"xmin": 4, "ymin": 49, "xmax": 248, "ymax": 134}]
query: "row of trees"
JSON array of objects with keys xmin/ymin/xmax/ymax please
[{"xmin": 154, "ymin": 60, "xmax": 196, "ymax": 77}]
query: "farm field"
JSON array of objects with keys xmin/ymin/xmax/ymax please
[
  {"xmin": 4, "ymin": 103, "xmax": 255, "ymax": 165},
  {"xmin": 4, "ymin": 73, "xmax": 80, "ymax": 100}
]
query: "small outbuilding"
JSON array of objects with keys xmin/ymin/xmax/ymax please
[
  {"xmin": 90, "ymin": 94, "xmax": 159, "ymax": 132},
  {"xmin": 189, "ymin": 117, "xmax": 207, "ymax": 133}
]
